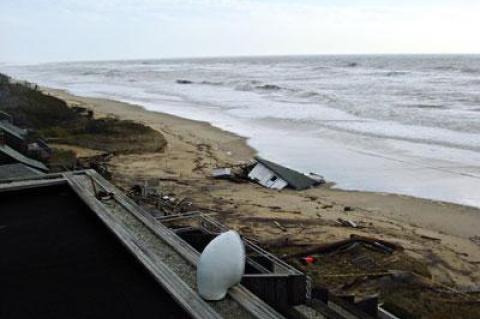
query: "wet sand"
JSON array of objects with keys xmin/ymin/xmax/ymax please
[{"xmin": 46, "ymin": 87, "xmax": 480, "ymax": 289}]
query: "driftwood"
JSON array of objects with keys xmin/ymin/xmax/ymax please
[
  {"xmin": 259, "ymin": 236, "xmax": 293, "ymax": 248},
  {"xmin": 283, "ymin": 235, "xmax": 403, "ymax": 259},
  {"xmin": 273, "ymin": 221, "xmax": 287, "ymax": 232},
  {"xmin": 350, "ymin": 234, "xmax": 404, "ymax": 252},
  {"xmin": 317, "ymin": 272, "xmax": 391, "ymax": 278},
  {"xmin": 259, "ymin": 236, "xmax": 315, "ymax": 249},
  {"xmin": 420, "ymin": 235, "xmax": 442, "ymax": 242},
  {"xmin": 337, "ymin": 218, "xmax": 358, "ymax": 228},
  {"xmin": 240, "ymin": 216, "xmax": 326, "ymax": 225},
  {"xmin": 194, "ymin": 205, "xmax": 235, "ymax": 215}
]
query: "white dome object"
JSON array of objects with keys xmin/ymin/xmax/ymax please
[{"xmin": 197, "ymin": 230, "xmax": 246, "ymax": 300}]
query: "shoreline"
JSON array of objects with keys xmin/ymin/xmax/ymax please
[
  {"xmin": 47, "ymin": 87, "xmax": 480, "ymax": 213},
  {"xmin": 44, "ymin": 87, "xmax": 480, "ymax": 288}
]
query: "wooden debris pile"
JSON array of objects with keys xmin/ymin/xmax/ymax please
[
  {"xmin": 127, "ymin": 180, "xmax": 195, "ymax": 216},
  {"xmin": 211, "ymin": 162, "xmax": 253, "ymax": 183},
  {"xmin": 282, "ymin": 234, "xmax": 402, "ymax": 260}
]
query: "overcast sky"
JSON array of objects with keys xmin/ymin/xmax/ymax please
[{"xmin": 1, "ymin": 0, "xmax": 479, "ymax": 63}]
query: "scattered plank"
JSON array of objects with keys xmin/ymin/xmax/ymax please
[
  {"xmin": 283, "ymin": 239, "xmax": 355, "ymax": 259},
  {"xmin": 420, "ymin": 235, "xmax": 442, "ymax": 242},
  {"xmin": 350, "ymin": 234, "xmax": 404, "ymax": 252},
  {"xmin": 337, "ymin": 218, "xmax": 358, "ymax": 228},
  {"xmin": 273, "ymin": 221, "xmax": 287, "ymax": 232}
]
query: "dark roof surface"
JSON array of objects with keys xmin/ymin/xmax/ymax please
[
  {"xmin": 254, "ymin": 156, "xmax": 316, "ymax": 190},
  {"xmin": 0, "ymin": 144, "xmax": 48, "ymax": 172},
  {"xmin": 0, "ymin": 185, "xmax": 190, "ymax": 319},
  {"xmin": 0, "ymin": 163, "xmax": 43, "ymax": 180}
]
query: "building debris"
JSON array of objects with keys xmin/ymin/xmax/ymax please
[
  {"xmin": 212, "ymin": 167, "xmax": 233, "ymax": 179},
  {"xmin": 469, "ymin": 236, "xmax": 480, "ymax": 245},
  {"xmin": 0, "ymin": 114, "xmax": 51, "ymax": 162},
  {"xmin": 283, "ymin": 234, "xmax": 402, "ymax": 260},
  {"xmin": 308, "ymin": 172, "xmax": 325, "ymax": 185},
  {"xmin": 210, "ymin": 164, "xmax": 251, "ymax": 183},
  {"xmin": 273, "ymin": 220, "xmax": 287, "ymax": 232},
  {"xmin": 176, "ymin": 79, "xmax": 193, "ymax": 84},
  {"xmin": 351, "ymin": 255, "xmax": 377, "ymax": 269},
  {"xmin": 0, "ymin": 112, "xmax": 51, "ymax": 176},
  {"xmin": 420, "ymin": 234, "xmax": 442, "ymax": 242},
  {"xmin": 351, "ymin": 234, "xmax": 403, "ymax": 253},
  {"xmin": 302, "ymin": 256, "xmax": 316, "ymax": 264},
  {"xmin": 210, "ymin": 157, "xmax": 325, "ymax": 191},
  {"xmin": 337, "ymin": 218, "xmax": 358, "ymax": 228},
  {"xmin": 247, "ymin": 156, "xmax": 323, "ymax": 190},
  {"xmin": 0, "ymin": 143, "xmax": 48, "ymax": 172},
  {"xmin": 127, "ymin": 181, "xmax": 197, "ymax": 216}
]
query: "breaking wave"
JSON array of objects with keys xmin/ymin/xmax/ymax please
[{"xmin": 233, "ymin": 81, "xmax": 284, "ymax": 92}]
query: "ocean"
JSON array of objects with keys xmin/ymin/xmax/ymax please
[{"xmin": 2, "ymin": 55, "xmax": 480, "ymax": 207}]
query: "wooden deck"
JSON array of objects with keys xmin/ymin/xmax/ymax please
[
  {"xmin": 0, "ymin": 170, "xmax": 284, "ymax": 319},
  {"xmin": 0, "ymin": 170, "xmax": 383, "ymax": 319}
]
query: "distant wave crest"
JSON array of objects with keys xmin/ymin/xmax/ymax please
[
  {"xmin": 432, "ymin": 66, "xmax": 480, "ymax": 74},
  {"xmin": 80, "ymin": 71, "xmax": 97, "ymax": 76},
  {"xmin": 461, "ymin": 68, "xmax": 480, "ymax": 74},
  {"xmin": 402, "ymin": 103, "xmax": 446, "ymax": 109},
  {"xmin": 385, "ymin": 71, "xmax": 409, "ymax": 77},
  {"xmin": 432, "ymin": 66, "xmax": 457, "ymax": 71},
  {"xmin": 105, "ymin": 70, "xmax": 122, "ymax": 78},
  {"xmin": 200, "ymin": 80, "xmax": 224, "ymax": 86},
  {"xmin": 296, "ymin": 90, "xmax": 319, "ymax": 98}
]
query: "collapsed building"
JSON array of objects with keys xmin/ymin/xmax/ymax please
[{"xmin": 248, "ymin": 157, "xmax": 322, "ymax": 190}]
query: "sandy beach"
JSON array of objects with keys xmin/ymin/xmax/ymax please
[{"xmin": 46, "ymin": 87, "xmax": 480, "ymax": 291}]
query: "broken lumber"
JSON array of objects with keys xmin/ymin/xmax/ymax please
[
  {"xmin": 283, "ymin": 239, "xmax": 355, "ymax": 259},
  {"xmin": 337, "ymin": 218, "xmax": 358, "ymax": 228},
  {"xmin": 273, "ymin": 221, "xmax": 287, "ymax": 232},
  {"xmin": 283, "ymin": 235, "xmax": 403, "ymax": 259},
  {"xmin": 350, "ymin": 234, "xmax": 404, "ymax": 252},
  {"xmin": 420, "ymin": 235, "xmax": 442, "ymax": 242}
]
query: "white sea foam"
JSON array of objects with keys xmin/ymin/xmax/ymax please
[{"xmin": 2, "ymin": 55, "xmax": 480, "ymax": 207}]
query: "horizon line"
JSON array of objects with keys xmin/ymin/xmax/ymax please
[{"xmin": 3, "ymin": 52, "xmax": 480, "ymax": 66}]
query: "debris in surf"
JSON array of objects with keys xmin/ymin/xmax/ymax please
[
  {"xmin": 256, "ymin": 84, "xmax": 281, "ymax": 90},
  {"xmin": 176, "ymin": 79, "xmax": 193, "ymax": 84}
]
